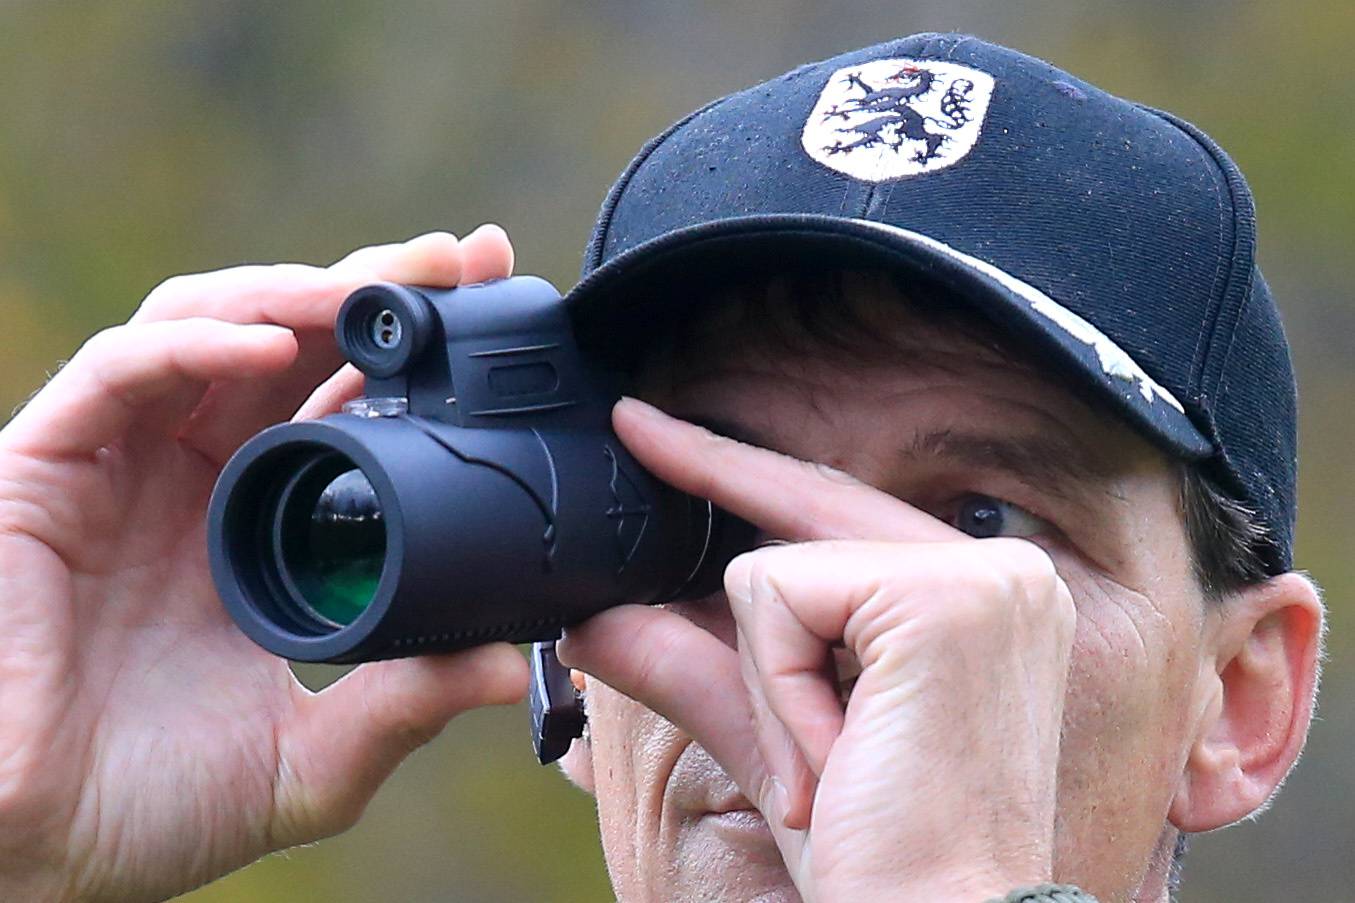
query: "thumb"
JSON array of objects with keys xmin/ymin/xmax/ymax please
[{"xmin": 269, "ymin": 642, "xmax": 528, "ymax": 846}]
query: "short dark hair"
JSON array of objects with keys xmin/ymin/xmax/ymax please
[
  {"xmin": 1180, "ymin": 466, "xmax": 1272, "ymax": 598},
  {"xmin": 634, "ymin": 265, "xmax": 1272, "ymax": 599}
]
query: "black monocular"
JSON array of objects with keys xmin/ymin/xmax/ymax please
[{"xmin": 207, "ymin": 276, "xmax": 752, "ymax": 665}]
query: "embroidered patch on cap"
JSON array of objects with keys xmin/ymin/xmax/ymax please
[{"xmin": 802, "ymin": 59, "xmax": 995, "ymax": 182}]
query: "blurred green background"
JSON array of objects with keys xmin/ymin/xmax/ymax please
[{"xmin": 1, "ymin": 2, "xmax": 1349, "ymax": 901}]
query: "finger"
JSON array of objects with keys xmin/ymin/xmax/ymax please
[
  {"xmin": 329, "ymin": 225, "xmax": 513, "ymax": 287},
  {"xmin": 614, "ymin": 397, "xmax": 960, "ymax": 543},
  {"xmin": 456, "ymin": 223, "xmax": 515, "ymax": 283},
  {"xmin": 271, "ymin": 642, "xmax": 529, "ymax": 845},
  {"xmin": 728, "ymin": 548, "xmax": 846, "ymax": 781},
  {"xmin": 293, "ymin": 363, "xmax": 365, "ymax": 421},
  {"xmin": 560, "ymin": 604, "xmax": 812, "ymax": 867},
  {"xmin": 723, "ymin": 542, "xmax": 992, "ymax": 786},
  {"xmin": 736, "ymin": 622, "xmax": 820, "ymax": 830},
  {"xmin": 131, "ymin": 262, "xmax": 371, "ymax": 330},
  {"xmin": 132, "ymin": 228, "xmax": 513, "ymax": 331},
  {"xmin": 329, "ymin": 231, "xmax": 462, "ymax": 284},
  {"xmin": 177, "ymin": 329, "xmax": 344, "ymax": 465},
  {"xmin": 161, "ymin": 228, "xmax": 515, "ymax": 461},
  {"xmin": 2, "ymin": 320, "xmax": 297, "ymax": 458},
  {"xmin": 556, "ymin": 605, "xmax": 772, "ymax": 810},
  {"xmin": 330, "ymin": 225, "xmax": 513, "ymax": 287}
]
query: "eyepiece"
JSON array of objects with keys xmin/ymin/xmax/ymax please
[{"xmin": 336, "ymin": 283, "xmax": 433, "ymax": 378}]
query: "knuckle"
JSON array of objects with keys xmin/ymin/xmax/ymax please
[
  {"xmin": 725, "ymin": 546, "xmax": 795, "ymax": 627},
  {"xmin": 944, "ymin": 543, "xmax": 1016, "ymax": 602},
  {"xmin": 741, "ymin": 547, "xmax": 789, "ymax": 601},
  {"xmin": 77, "ymin": 325, "xmax": 127, "ymax": 362},
  {"xmin": 991, "ymin": 537, "xmax": 1059, "ymax": 590},
  {"xmin": 268, "ymin": 261, "xmax": 321, "ymax": 280},
  {"xmin": 628, "ymin": 616, "xmax": 683, "ymax": 697},
  {"xmin": 332, "ymin": 243, "xmax": 391, "ymax": 269},
  {"xmin": 72, "ymin": 325, "xmax": 157, "ymax": 406},
  {"xmin": 923, "ymin": 540, "xmax": 1063, "ymax": 633},
  {"xmin": 137, "ymin": 273, "xmax": 194, "ymax": 316},
  {"xmin": 939, "ymin": 568, "xmax": 997, "ymax": 632},
  {"xmin": 984, "ymin": 538, "xmax": 1071, "ymax": 623}
]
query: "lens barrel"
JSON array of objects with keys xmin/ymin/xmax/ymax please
[{"xmin": 209, "ymin": 413, "xmax": 744, "ymax": 663}]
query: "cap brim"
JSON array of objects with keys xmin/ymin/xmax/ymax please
[{"xmin": 565, "ymin": 214, "xmax": 1213, "ymax": 460}]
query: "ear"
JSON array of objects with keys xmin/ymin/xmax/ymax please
[
  {"xmin": 1170, "ymin": 572, "xmax": 1324, "ymax": 831},
  {"xmin": 556, "ymin": 670, "xmax": 595, "ymax": 795}
]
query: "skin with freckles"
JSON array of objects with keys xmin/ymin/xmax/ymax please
[{"xmin": 558, "ymin": 281, "xmax": 1323, "ymax": 903}]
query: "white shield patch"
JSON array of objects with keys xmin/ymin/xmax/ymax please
[{"xmin": 802, "ymin": 58, "xmax": 995, "ymax": 182}]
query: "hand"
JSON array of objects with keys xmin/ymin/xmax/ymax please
[
  {"xmin": 0, "ymin": 228, "xmax": 529, "ymax": 903},
  {"xmin": 559, "ymin": 398, "xmax": 1077, "ymax": 902}
]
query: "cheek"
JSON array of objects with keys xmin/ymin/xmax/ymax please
[
  {"xmin": 1062, "ymin": 563, "xmax": 1204, "ymax": 751},
  {"xmin": 1051, "ymin": 570, "xmax": 1206, "ymax": 888},
  {"xmin": 588, "ymin": 684, "xmax": 683, "ymax": 816},
  {"xmin": 584, "ymin": 683, "xmax": 689, "ymax": 890}
]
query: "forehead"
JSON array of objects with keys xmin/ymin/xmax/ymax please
[
  {"xmin": 636, "ymin": 269, "xmax": 1016, "ymax": 375},
  {"xmin": 632, "ymin": 268, "xmax": 1162, "ymax": 479}
]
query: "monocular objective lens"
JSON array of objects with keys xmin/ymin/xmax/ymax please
[{"xmin": 279, "ymin": 465, "xmax": 386, "ymax": 628}]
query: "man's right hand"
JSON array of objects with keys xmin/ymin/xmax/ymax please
[{"xmin": 0, "ymin": 229, "xmax": 529, "ymax": 903}]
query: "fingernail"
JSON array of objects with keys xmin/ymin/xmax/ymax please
[
  {"xmin": 616, "ymin": 396, "xmax": 666, "ymax": 420},
  {"xmin": 769, "ymin": 777, "xmax": 791, "ymax": 824},
  {"xmin": 722, "ymin": 553, "xmax": 754, "ymax": 608},
  {"xmin": 555, "ymin": 630, "xmax": 578, "ymax": 666},
  {"xmin": 465, "ymin": 222, "xmax": 506, "ymax": 242}
]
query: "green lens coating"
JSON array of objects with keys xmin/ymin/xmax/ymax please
[{"xmin": 280, "ymin": 466, "xmax": 386, "ymax": 627}]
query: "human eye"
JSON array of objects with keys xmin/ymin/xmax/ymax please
[{"xmin": 949, "ymin": 493, "xmax": 1050, "ymax": 539}]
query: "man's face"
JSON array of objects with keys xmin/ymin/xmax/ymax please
[{"xmin": 574, "ymin": 288, "xmax": 1215, "ymax": 903}]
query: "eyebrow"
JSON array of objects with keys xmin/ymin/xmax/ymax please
[
  {"xmin": 684, "ymin": 415, "xmax": 1115, "ymax": 498},
  {"xmin": 901, "ymin": 428, "xmax": 1116, "ymax": 497}
]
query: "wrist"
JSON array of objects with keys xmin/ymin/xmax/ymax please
[
  {"xmin": 984, "ymin": 885, "xmax": 1098, "ymax": 903},
  {"xmin": 855, "ymin": 869, "xmax": 1053, "ymax": 903}
]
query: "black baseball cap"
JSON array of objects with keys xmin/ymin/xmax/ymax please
[{"xmin": 564, "ymin": 32, "xmax": 1298, "ymax": 573}]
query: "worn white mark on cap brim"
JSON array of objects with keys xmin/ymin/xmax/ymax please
[{"xmin": 850, "ymin": 219, "xmax": 1186, "ymax": 413}]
